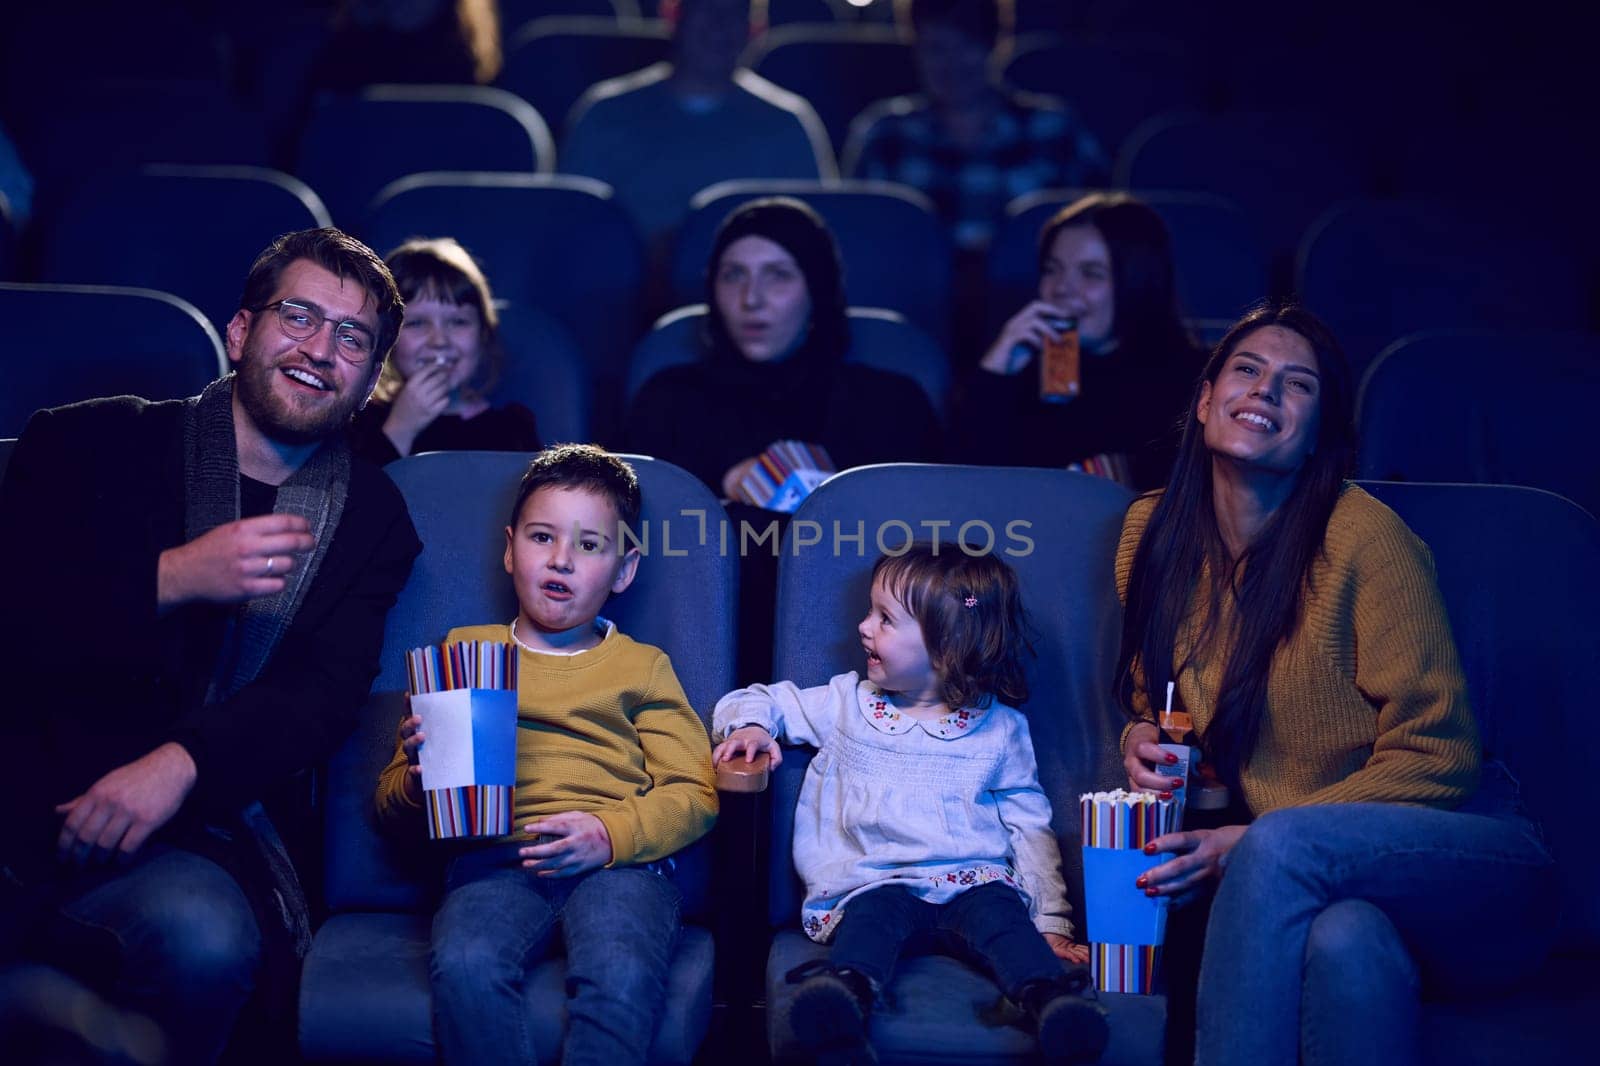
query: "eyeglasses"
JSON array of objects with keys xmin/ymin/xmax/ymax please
[{"xmin": 254, "ymin": 299, "xmax": 378, "ymax": 364}]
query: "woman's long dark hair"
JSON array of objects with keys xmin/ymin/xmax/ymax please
[
  {"xmin": 1037, "ymin": 192, "xmax": 1193, "ymax": 360},
  {"xmin": 1114, "ymin": 303, "xmax": 1357, "ymax": 787}
]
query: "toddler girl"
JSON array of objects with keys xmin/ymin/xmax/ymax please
[{"xmin": 713, "ymin": 544, "xmax": 1108, "ymax": 1064}]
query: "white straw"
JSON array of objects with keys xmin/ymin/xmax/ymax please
[{"xmin": 1164, "ymin": 681, "xmax": 1175, "ymax": 716}]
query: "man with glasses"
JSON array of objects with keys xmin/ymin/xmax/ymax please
[{"xmin": 0, "ymin": 227, "xmax": 421, "ymax": 1062}]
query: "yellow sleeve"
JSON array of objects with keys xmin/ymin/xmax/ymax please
[
  {"xmin": 374, "ymin": 725, "xmax": 424, "ymax": 830},
  {"xmin": 1291, "ymin": 513, "xmax": 1479, "ymax": 808},
  {"xmin": 591, "ymin": 651, "xmax": 719, "ymax": 865},
  {"xmin": 1115, "ymin": 496, "xmax": 1160, "ymax": 751}
]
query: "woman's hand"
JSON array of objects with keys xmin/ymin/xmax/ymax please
[
  {"xmin": 1137, "ymin": 825, "xmax": 1249, "ymax": 903},
  {"xmin": 1123, "ymin": 721, "xmax": 1184, "ymax": 795},
  {"xmin": 713, "ymin": 725, "xmax": 783, "ymax": 768},
  {"xmin": 382, "ymin": 361, "xmax": 454, "ymax": 457},
  {"xmin": 520, "ymin": 812, "xmax": 613, "ymax": 877},
  {"xmin": 720, "ymin": 456, "xmax": 762, "ymax": 502},
  {"xmin": 1044, "ymin": 932, "xmax": 1091, "ymax": 965},
  {"xmin": 978, "ymin": 301, "xmax": 1071, "ymax": 375}
]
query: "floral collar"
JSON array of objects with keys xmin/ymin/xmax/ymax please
[{"xmin": 856, "ymin": 681, "xmax": 987, "ymax": 740}]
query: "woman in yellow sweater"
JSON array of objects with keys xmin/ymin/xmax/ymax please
[{"xmin": 1115, "ymin": 304, "xmax": 1557, "ymax": 1065}]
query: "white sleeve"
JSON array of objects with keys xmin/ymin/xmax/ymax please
[
  {"xmin": 711, "ymin": 672, "xmax": 858, "ymax": 749},
  {"xmin": 991, "ymin": 713, "xmax": 1075, "ymax": 939}
]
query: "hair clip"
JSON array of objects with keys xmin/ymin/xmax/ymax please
[{"xmin": 963, "ymin": 595, "xmax": 978, "ymax": 608}]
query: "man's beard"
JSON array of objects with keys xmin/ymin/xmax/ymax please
[{"xmin": 234, "ymin": 342, "xmax": 368, "ymax": 446}]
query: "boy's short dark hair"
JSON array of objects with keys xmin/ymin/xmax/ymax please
[
  {"xmin": 509, "ymin": 444, "xmax": 642, "ymax": 535},
  {"xmin": 873, "ymin": 543, "xmax": 1033, "ymax": 710}
]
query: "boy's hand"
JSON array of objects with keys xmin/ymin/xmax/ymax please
[
  {"xmin": 1044, "ymin": 932, "xmax": 1091, "ymax": 965},
  {"xmin": 712, "ymin": 725, "xmax": 782, "ymax": 768},
  {"xmin": 398, "ymin": 709, "xmax": 425, "ymax": 804},
  {"xmin": 520, "ymin": 812, "xmax": 612, "ymax": 877}
]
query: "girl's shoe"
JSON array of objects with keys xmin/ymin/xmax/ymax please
[
  {"xmin": 784, "ymin": 962, "xmax": 879, "ymax": 1066},
  {"xmin": 1020, "ymin": 971, "xmax": 1110, "ymax": 1064}
]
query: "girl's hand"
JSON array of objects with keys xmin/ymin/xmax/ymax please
[
  {"xmin": 713, "ymin": 725, "xmax": 782, "ymax": 768},
  {"xmin": 978, "ymin": 300, "xmax": 1071, "ymax": 375},
  {"xmin": 1044, "ymin": 932, "xmax": 1090, "ymax": 965},
  {"xmin": 520, "ymin": 812, "xmax": 613, "ymax": 877},
  {"xmin": 1124, "ymin": 721, "xmax": 1184, "ymax": 795},
  {"xmin": 382, "ymin": 361, "xmax": 454, "ymax": 456},
  {"xmin": 1137, "ymin": 825, "xmax": 1249, "ymax": 903},
  {"xmin": 398, "ymin": 709, "xmax": 425, "ymax": 803}
]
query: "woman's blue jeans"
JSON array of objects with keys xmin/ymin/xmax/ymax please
[
  {"xmin": 429, "ymin": 842, "xmax": 682, "ymax": 1066},
  {"xmin": 1195, "ymin": 781, "xmax": 1557, "ymax": 1066}
]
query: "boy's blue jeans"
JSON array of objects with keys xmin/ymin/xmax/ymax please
[
  {"xmin": 1195, "ymin": 771, "xmax": 1558, "ymax": 1066},
  {"xmin": 826, "ymin": 881, "xmax": 1077, "ymax": 998},
  {"xmin": 429, "ymin": 841, "xmax": 681, "ymax": 1066}
]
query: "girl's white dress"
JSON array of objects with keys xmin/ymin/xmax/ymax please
[{"xmin": 714, "ymin": 671, "xmax": 1074, "ymax": 942}]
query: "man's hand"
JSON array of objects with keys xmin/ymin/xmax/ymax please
[
  {"xmin": 519, "ymin": 812, "xmax": 613, "ymax": 878},
  {"xmin": 1044, "ymin": 932, "xmax": 1091, "ymax": 965},
  {"xmin": 55, "ymin": 742, "xmax": 198, "ymax": 864},
  {"xmin": 158, "ymin": 515, "xmax": 316, "ymax": 610}
]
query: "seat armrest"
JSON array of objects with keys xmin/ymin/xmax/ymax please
[{"xmin": 716, "ymin": 751, "xmax": 770, "ymax": 793}]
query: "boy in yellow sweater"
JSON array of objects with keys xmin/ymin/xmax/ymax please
[{"xmin": 375, "ymin": 444, "xmax": 718, "ymax": 1066}]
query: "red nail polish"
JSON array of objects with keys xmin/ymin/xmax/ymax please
[
  {"xmin": 1171, "ymin": 779, "xmax": 1185, "ymax": 789},
  {"xmin": 1145, "ymin": 888, "xmax": 1160, "ymax": 898},
  {"xmin": 1158, "ymin": 792, "xmax": 1173, "ymax": 800},
  {"xmin": 1164, "ymin": 753, "xmax": 1178, "ymax": 764},
  {"xmin": 1135, "ymin": 875, "xmax": 1148, "ymax": 888},
  {"xmin": 1143, "ymin": 842, "xmax": 1157, "ymax": 855}
]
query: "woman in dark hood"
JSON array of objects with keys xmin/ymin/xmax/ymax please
[{"xmin": 626, "ymin": 196, "xmax": 939, "ymax": 500}]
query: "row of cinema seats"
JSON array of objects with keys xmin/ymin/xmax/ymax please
[
  {"xmin": 0, "ymin": 441, "xmax": 1592, "ymax": 1062},
  {"xmin": 4, "ymin": 273, "xmax": 1596, "ymax": 521},
  {"xmin": 9, "ymin": 160, "xmax": 1583, "ymax": 391},
  {"xmin": 280, "ymin": 452, "xmax": 1595, "ymax": 1064}
]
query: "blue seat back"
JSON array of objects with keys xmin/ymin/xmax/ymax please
[
  {"xmin": 748, "ymin": 24, "xmax": 918, "ymax": 153},
  {"xmin": 0, "ymin": 438, "xmax": 13, "ymax": 486},
  {"xmin": 498, "ymin": 16, "xmax": 671, "ymax": 136},
  {"xmin": 501, "ymin": 0, "xmax": 642, "ymax": 26},
  {"xmin": 1298, "ymin": 202, "xmax": 1589, "ymax": 378},
  {"xmin": 323, "ymin": 451, "xmax": 735, "ymax": 915},
  {"xmin": 39, "ymin": 166, "xmax": 331, "ymax": 332},
  {"xmin": 0, "ymin": 283, "xmax": 225, "ymax": 436},
  {"xmin": 1115, "ymin": 111, "xmax": 1369, "ymax": 259},
  {"xmin": 670, "ymin": 180, "xmax": 953, "ymax": 344},
  {"xmin": 1002, "ymin": 37, "xmax": 1203, "ymax": 161},
  {"xmin": 765, "ymin": 464, "xmax": 1134, "ymax": 926},
  {"xmin": 10, "ymin": 80, "xmax": 269, "ymax": 204},
  {"xmin": 364, "ymin": 173, "xmax": 644, "ymax": 419},
  {"xmin": 623, "ymin": 304, "xmax": 950, "ymax": 422},
  {"xmin": 986, "ymin": 188, "xmax": 1267, "ymax": 335},
  {"xmin": 296, "ymin": 85, "xmax": 554, "ymax": 228},
  {"xmin": 1357, "ymin": 331, "xmax": 1600, "ymax": 520},
  {"xmin": 1361, "ymin": 481, "xmax": 1600, "ymax": 948},
  {"xmin": 493, "ymin": 301, "xmax": 593, "ymax": 447}
]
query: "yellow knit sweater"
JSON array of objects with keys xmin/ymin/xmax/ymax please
[
  {"xmin": 375, "ymin": 623, "xmax": 718, "ymax": 864},
  {"xmin": 1115, "ymin": 484, "xmax": 1479, "ymax": 815}
]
